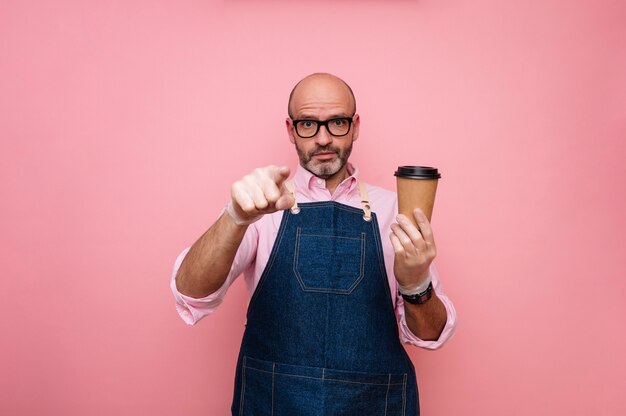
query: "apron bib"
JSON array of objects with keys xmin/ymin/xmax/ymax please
[{"xmin": 231, "ymin": 182, "xmax": 419, "ymax": 415}]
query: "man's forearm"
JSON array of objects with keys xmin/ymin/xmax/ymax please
[
  {"xmin": 175, "ymin": 212, "xmax": 248, "ymax": 298},
  {"xmin": 404, "ymin": 294, "xmax": 447, "ymax": 341}
]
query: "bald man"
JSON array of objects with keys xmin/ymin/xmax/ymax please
[{"xmin": 172, "ymin": 73, "xmax": 457, "ymax": 415}]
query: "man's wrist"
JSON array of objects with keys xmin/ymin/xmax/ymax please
[
  {"xmin": 399, "ymin": 281, "xmax": 433, "ymax": 305},
  {"xmin": 225, "ymin": 201, "xmax": 261, "ymax": 226},
  {"xmin": 397, "ymin": 273, "xmax": 432, "ymax": 296}
]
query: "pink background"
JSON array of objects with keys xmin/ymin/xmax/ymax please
[{"xmin": 2, "ymin": 0, "xmax": 625, "ymax": 414}]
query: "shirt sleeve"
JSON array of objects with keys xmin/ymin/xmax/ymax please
[
  {"xmin": 170, "ymin": 214, "xmax": 259, "ymax": 325},
  {"xmin": 396, "ymin": 262, "xmax": 457, "ymax": 349}
]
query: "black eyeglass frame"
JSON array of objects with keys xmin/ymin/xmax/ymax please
[{"xmin": 290, "ymin": 117, "xmax": 354, "ymax": 139}]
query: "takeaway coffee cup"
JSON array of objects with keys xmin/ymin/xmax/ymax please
[{"xmin": 394, "ymin": 166, "xmax": 441, "ymax": 225}]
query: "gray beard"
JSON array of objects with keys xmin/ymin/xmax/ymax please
[{"xmin": 296, "ymin": 142, "xmax": 353, "ymax": 179}]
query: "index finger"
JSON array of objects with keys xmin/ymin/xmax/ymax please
[
  {"xmin": 266, "ymin": 165, "xmax": 291, "ymax": 187},
  {"xmin": 261, "ymin": 166, "xmax": 291, "ymax": 202}
]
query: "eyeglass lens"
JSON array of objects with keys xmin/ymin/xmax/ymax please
[{"xmin": 295, "ymin": 118, "xmax": 351, "ymax": 138}]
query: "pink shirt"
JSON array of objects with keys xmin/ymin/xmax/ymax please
[{"xmin": 171, "ymin": 164, "xmax": 457, "ymax": 350}]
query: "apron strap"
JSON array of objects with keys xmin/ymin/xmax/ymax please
[
  {"xmin": 285, "ymin": 180, "xmax": 371, "ymax": 221},
  {"xmin": 358, "ymin": 181, "xmax": 372, "ymax": 222},
  {"xmin": 284, "ymin": 181, "xmax": 300, "ymax": 214}
]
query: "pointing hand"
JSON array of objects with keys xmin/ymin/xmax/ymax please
[{"xmin": 227, "ymin": 165, "xmax": 295, "ymax": 225}]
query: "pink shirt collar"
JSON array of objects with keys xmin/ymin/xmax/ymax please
[{"xmin": 293, "ymin": 163, "xmax": 360, "ymax": 199}]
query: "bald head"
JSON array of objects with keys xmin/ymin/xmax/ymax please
[{"xmin": 287, "ymin": 73, "xmax": 356, "ymax": 118}]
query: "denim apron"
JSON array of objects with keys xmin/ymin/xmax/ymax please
[{"xmin": 232, "ymin": 182, "xmax": 419, "ymax": 415}]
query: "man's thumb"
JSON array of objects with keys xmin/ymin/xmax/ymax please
[{"xmin": 275, "ymin": 190, "xmax": 295, "ymax": 211}]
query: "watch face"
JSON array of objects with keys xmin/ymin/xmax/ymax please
[
  {"xmin": 400, "ymin": 282, "xmax": 433, "ymax": 304},
  {"xmin": 416, "ymin": 290, "xmax": 433, "ymax": 304}
]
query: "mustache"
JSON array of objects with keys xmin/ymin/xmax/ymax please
[{"xmin": 308, "ymin": 146, "xmax": 340, "ymax": 157}]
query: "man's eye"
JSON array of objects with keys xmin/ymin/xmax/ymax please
[
  {"xmin": 333, "ymin": 119, "xmax": 346, "ymax": 126},
  {"xmin": 302, "ymin": 121, "xmax": 315, "ymax": 128}
]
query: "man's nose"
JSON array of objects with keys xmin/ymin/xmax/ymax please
[{"xmin": 314, "ymin": 125, "xmax": 333, "ymax": 146}]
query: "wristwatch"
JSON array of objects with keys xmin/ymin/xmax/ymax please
[{"xmin": 399, "ymin": 282, "xmax": 433, "ymax": 305}]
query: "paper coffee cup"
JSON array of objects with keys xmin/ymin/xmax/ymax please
[{"xmin": 395, "ymin": 166, "xmax": 441, "ymax": 225}]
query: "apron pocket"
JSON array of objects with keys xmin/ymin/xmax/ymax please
[
  {"xmin": 238, "ymin": 356, "xmax": 273, "ymax": 416},
  {"xmin": 324, "ymin": 372, "xmax": 407, "ymax": 416},
  {"xmin": 294, "ymin": 227, "xmax": 366, "ymax": 294},
  {"xmin": 240, "ymin": 356, "xmax": 406, "ymax": 416},
  {"xmin": 241, "ymin": 356, "xmax": 323, "ymax": 416}
]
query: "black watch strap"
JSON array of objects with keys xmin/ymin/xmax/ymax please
[{"xmin": 399, "ymin": 282, "xmax": 433, "ymax": 305}]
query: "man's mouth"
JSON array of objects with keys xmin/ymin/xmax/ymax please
[{"xmin": 311, "ymin": 149, "xmax": 338, "ymax": 160}]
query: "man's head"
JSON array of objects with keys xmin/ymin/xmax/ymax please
[{"xmin": 286, "ymin": 73, "xmax": 360, "ymax": 180}]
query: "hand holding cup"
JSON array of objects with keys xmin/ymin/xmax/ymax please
[{"xmin": 390, "ymin": 208, "xmax": 437, "ymax": 287}]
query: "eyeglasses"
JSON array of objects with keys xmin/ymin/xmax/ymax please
[{"xmin": 291, "ymin": 117, "xmax": 354, "ymax": 138}]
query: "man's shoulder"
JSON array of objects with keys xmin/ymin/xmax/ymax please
[
  {"xmin": 364, "ymin": 182, "xmax": 397, "ymax": 201},
  {"xmin": 362, "ymin": 182, "xmax": 397, "ymax": 218}
]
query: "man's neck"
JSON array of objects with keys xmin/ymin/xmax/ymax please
[{"xmin": 320, "ymin": 166, "xmax": 350, "ymax": 195}]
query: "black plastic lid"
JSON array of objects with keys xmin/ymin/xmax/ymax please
[{"xmin": 394, "ymin": 166, "xmax": 441, "ymax": 179}]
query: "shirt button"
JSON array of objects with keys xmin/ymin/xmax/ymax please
[{"xmin": 316, "ymin": 179, "xmax": 323, "ymax": 185}]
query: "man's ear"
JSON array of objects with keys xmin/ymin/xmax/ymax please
[
  {"xmin": 351, "ymin": 113, "xmax": 360, "ymax": 142},
  {"xmin": 286, "ymin": 117, "xmax": 296, "ymax": 144}
]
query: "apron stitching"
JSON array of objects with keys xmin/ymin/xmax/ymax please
[
  {"xmin": 268, "ymin": 212, "xmax": 290, "ymax": 275},
  {"xmin": 247, "ymin": 211, "xmax": 291, "ymax": 310},
  {"xmin": 292, "ymin": 227, "xmax": 303, "ymax": 290},
  {"xmin": 299, "ymin": 202, "xmax": 364, "ymax": 215},
  {"xmin": 371, "ymin": 214, "xmax": 401, "ymax": 332},
  {"xmin": 294, "ymin": 287, "xmax": 357, "ymax": 294},
  {"xmin": 384, "ymin": 373, "xmax": 391, "ymax": 416},
  {"xmin": 343, "ymin": 232, "xmax": 365, "ymax": 293},
  {"xmin": 371, "ymin": 216, "xmax": 388, "ymax": 280},
  {"xmin": 293, "ymin": 228, "xmax": 366, "ymax": 295},
  {"xmin": 247, "ymin": 369, "xmax": 320, "ymax": 381},
  {"xmin": 359, "ymin": 233, "xmax": 365, "ymax": 288},
  {"xmin": 324, "ymin": 378, "xmax": 403, "ymax": 386},
  {"xmin": 271, "ymin": 362, "xmax": 275, "ymax": 416},
  {"xmin": 334, "ymin": 233, "xmax": 365, "ymax": 294},
  {"xmin": 402, "ymin": 373, "xmax": 407, "ymax": 416},
  {"xmin": 239, "ymin": 356, "xmax": 247, "ymax": 416},
  {"xmin": 298, "ymin": 233, "xmax": 361, "ymax": 240},
  {"xmin": 244, "ymin": 366, "xmax": 404, "ymax": 385}
]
